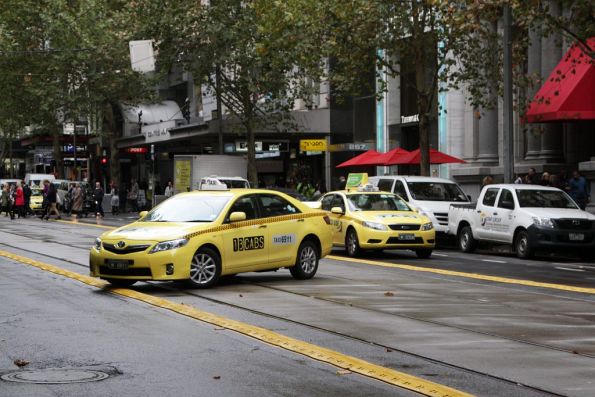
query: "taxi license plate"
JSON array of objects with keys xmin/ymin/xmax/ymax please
[
  {"xmin": 106, "ymin": 260, "xmax": 130, "ymax": 270},
  {"xmin": 398, "ymin": 233, "xmax": 416, "ymax": 241},
  {"xmin": 569, "ymin": 233, "xmax": 584, "ymax": 241}
]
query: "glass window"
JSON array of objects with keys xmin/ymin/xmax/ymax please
[
  {"xmin": 259, "ymin": 194, "xmax": 300, "ymax": 217},
  {"xmin": 377, "ymin": 179, "xmax": 394, "ymax": 193},
  {"xmin": 394, "ymin": 180, "xmax": 409, "ymax": 201},
  {"xmin": 497, "ymin": 189, "xmax": 515, "ymax": 208},
  {"xmin": 407, "ymin": 182, "xmax": 468, "ymax": 202},
  {"xmin": 321, "ymin": 195, "xmax": 334, "ymax": 211},
  {"xmin": 227, "ymin": 195, "xmax": 259, "ymax": 220},
  {"xmin": 347, "ymin": 193, "xmax": 412, "ymax": 212},
  {"xmin": 482, "ymin": 188, "xmax": 499, "ymax": 207},
  {"xmin": 143, "ymin": 195, "xmax": 232, "ymax": 222},
  {"xmin": 516, "ymin": 189, "xmax": 578, "ymax": 209}
]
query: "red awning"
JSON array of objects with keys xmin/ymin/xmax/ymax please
[
  {"xmin": 374, "ymin": 147, "xmax": 410, "ymax": 165},
  {"xmin": 336, "ymin": 150, "xmax": 383, "ymax": 168},
  {"xmin": 526, "ymin": 38, "xmax": 595, "ymax": 123},
  {"xmin": 391, "ymin": 148, "xmax": 466, "ymax": 165}
]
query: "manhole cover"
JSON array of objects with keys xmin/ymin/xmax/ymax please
[{"xmin": 1, "ymin": 369, "xmax": 109, "ymax": 384}]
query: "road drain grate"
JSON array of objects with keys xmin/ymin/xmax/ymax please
[{"xmin": 1, "ymin": 369, "xmax": 109, "ymax": 384}]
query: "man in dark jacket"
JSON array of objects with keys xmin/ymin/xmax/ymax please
[
  {"xmin": 43, "ymin": 180, "xmax": 61, "ymax": 220},
  {"xmin": 93, "ymin": 181, "xmax": 104, "ymax": 217},
  {"xmin": 22, "ymin": 181, "xmax": 33, "ymax": 216}
]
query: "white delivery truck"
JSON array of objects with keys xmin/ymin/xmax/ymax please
[
  {"xmin": 173, "ymin": 155, "xmax": 249, "ymax": 193},
  {"xmin": 369, "ymin": 176, "xmax": 470, "ymax": 233},
  {"xmin": 447, "ymin": 184, "xmax": 595, "ymax": 260}
]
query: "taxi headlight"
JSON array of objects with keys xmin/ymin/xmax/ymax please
[
  {"xmin": 94, "ymin": 238, "xmax": 102, "ymax": 251},
  {"xmin": 149, "ymin": 238, "xmax": 188, "ymax": 254},
  {"xmin": 421, "ymin": 222, "xmax": 434, "ymax": 231},
  {"xmin": 532, "ymin": 217, "xmax": 554, "ymax": 228},
  {"xmin": 362, "ymin": 221, "xmax": 388, "ymax": 231}
]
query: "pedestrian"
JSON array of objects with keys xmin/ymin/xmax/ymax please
[
  {"xmin": 137, "ymin": 182, "xmax": 146, "ymax": 211},
  {"xmin": 566, "ymin": 170, "xmax": 591, "ymax": 210},
  {"xmin": 71, "ymin": 183, "xmax": 83, "ymax": 218},
  {"xmin": 1, "ymin": 184, "xmax": 10, "ymax": 217},
  {"xmin": 514, "ymin": 174, "xmax": 524, "ymax": 184},
  {"xmin": 14, "ymin": 182, "xmax": 25, "ymax": 218},
  {"xmin": 482, "ymin": 175, "xmax": 494, "ymax": 187},
  {"xmin": 164, "ymin": 181, "xmax": 174, "ymax": 198},
  {"xmin": 549, "ymin": 173, "xmax": 562, "ymax": 189},
  {"xmin": 22, "ymin": 181, "xmax": 33, "ymax": 216},
  {"xmin": 540, "ymin": 172, "xmax": 550, "ymax": 186},
  {"xmin": 526, "ymin": 167, "xmax": 540, "ymax": 184},
  {"xmin": 110, "ymin": 186, "xmax": 120, "ymax": 215},
  {"xmin": 127, "ymin": 179, "xmax": 139, "ymax": 212},
  {"xmin": 93, "ymin": 181, "xmax": 105, "ymax": 217},
  {"xmin": 43, "ymin": 180, "xmax": 61, "ymax": 220}
]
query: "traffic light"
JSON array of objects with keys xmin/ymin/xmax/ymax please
[{"xmin": 100, "ymin": 157, "xmax": 108, "ymax": 165}]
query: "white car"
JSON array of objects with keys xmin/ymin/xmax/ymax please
[
  {"xmin": 448, "ymin": 184, "xmax": 595, "ymax": 260},
  {"xmin": 369, "ymin": 176, "xmax": 470, "ymax": 233},
  {"xmin": 199, "ymin": 176, "xmax": 250, "ymax": 190}
]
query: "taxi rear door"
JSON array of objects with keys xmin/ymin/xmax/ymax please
[
  {"xmin": 322, "ymin": 194, "xmax": 347, "ymax": 245},
  {"xmin": 256, "ymin": 193, "xmax": 303, "ymax": 265},
  {"xmin": 222, "ymin": 195, "xmax": 269, "ymax": 270}
]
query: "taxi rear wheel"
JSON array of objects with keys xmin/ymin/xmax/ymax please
[
  {"xmin": 188, "ymin": 247, "xmax": 221, "ymax": 288},
  {"xmin": 290, "ymin": 240, "xmax": 319, "ymax": 280},
  {"xmin": 345, "ymin": 228, "xmax": 361, "ymax": 257},
  {"xmin": 103, "ymin": 278, "xmax": 137, "ymax": 288}
]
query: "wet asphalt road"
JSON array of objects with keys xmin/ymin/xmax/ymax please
[{"xmin": 1, "ymin": 215, "xmax": 594, "ymax": 396}]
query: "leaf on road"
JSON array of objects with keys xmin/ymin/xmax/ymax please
[
  {"xmin": 213, "ymin": 375, "xmax": 221, "ymax": 380},
  {"xmin": 384, "ymin": 291, "xmax": 395, "ymax": 297},
  {"xmin": 336, "ymin": 369, "xmax": 352, "ymax": 375},
  {"xmin": 14, "ymin": 359, "xmax": 29, "ymax": 367}
]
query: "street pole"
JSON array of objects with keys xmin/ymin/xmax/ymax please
[{"xmin": 503, "ymin": 5, "xmax": 514, "ymax": 183}]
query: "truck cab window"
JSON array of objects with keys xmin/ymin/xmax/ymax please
[{"xmin": 482, "ymin": 188, "xmax": 499, "ymax": 207}]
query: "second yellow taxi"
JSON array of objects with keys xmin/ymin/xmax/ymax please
[
  {"xmin": 319, "ymin": 188, "xmax": 436, "ymax": 258},
  {"xmin": 90, "ymin": 189, "xmax": 333, "ymax": 288}
]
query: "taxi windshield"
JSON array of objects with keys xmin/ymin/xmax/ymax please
[
  {"xmin": 516, "ymin": 189, "xmax": 578, "ymax": 209},
  {"xmin": 142, "ymin": 195, "xmax": 231, "ymax": 222},
  {"xmin": 31, "ymin": 189, "xmax": 43, "ymax": 196},
  {"xmin": 407, "ymin": 182, "xmax": 468, "ymax": 202},
  {"xmin": 347, "ymin": 194, "xmax": 411, "ymax": 212}
]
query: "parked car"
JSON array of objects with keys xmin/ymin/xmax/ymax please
[{"xmin": 447, "ymin": 184, "xmax": 595, "ymax": 260}]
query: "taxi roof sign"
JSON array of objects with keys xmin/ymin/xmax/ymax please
[{"xmin": 345, "ymin": 173, "xmax": 368, "ymax": 190}]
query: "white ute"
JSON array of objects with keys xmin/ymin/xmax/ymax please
[
  {"xmin": 369, "ymin": 176, "xmax": 470, "ymax": 233},
  {"xmin": 448, "ymin": 184, "xmax": 595, "ymax": 260}
]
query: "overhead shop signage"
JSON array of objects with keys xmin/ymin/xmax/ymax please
[
  {"xmin": 300, "ymin": 139, "xmax": 327, "ymax": 152},
  {"xmin": 400, "ymin": 114, "xmax": 419, "ymax": 124},
  {"xmin": 125, "ymin": 147, "xmax": 148, "ymax": 154},
  {"xmin": 231, "ymin": 141, "xmax": 288, "ymax": 153},
  {"xmin": 328, "ymin": 143, "xmax": 370, "ymax": 152},
  {"xmin": 141, "ymin": 120, "xmax": 175, "ymax": 143}
]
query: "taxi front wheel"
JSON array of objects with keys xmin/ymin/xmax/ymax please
[
  {"xmin": 188, "ymin": 247, "xmax": 221, "ymax": 288},
  {"xmin": 290, "ymin": 240, "xmax": 319, "ymax": 280},
  {"xmin": 345, "ymin": 229, "xmax": 361, "ymax": 257}
]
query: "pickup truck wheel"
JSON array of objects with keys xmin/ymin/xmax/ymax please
[
  {"xmin": 415, "ymin": 249, "xmax": 432, "ymax": 259},
  {"xmin": 345, "ymin": 229, "xmax": 361, "ymax": 257},
  {"xmin": 458, "ymin": 226, "xmax": 477, "ymax": 253},
  {"xmin": 515, "ymin": 230, "xmax": 534, "ymax": 259}
]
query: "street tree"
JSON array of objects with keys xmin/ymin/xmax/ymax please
[{"xmin": 140, "ymin": 0, "xmax": 321, "ymax": 186}]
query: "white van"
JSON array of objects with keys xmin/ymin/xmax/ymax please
[
  {"xmin": 369, "ymin": 176, "xmax": 470, "ymax": 233},
  {"xmin": 199, "ymin": 176, "xmax": 250, "ymax": 190},
  {"xmin": 25, "ymin": 173, "xmax": 56, "ymax": 187}
]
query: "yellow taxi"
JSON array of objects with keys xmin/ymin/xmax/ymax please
[
  {"xmin": 30, "ymin": 188, "xmax": 44, "ymax": 214},
  {"xmin": 319, "ymin": 188, "xmax": 436, "ymax": 258},
  {"xmin": 90, "ymin": 189, "xmax": 333, "ymax": 288}
]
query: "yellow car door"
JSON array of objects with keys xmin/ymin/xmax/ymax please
[
  {"xmin": 257, "ymin": 193, "xmax": 302, "ymax": 265},
  {"xmin": 221, "ymin": 195, "xmax": 269, "ymax": 271},
  {"xmin": 322, "ymin": 194, "xmax": 348, "ymax": 246}
]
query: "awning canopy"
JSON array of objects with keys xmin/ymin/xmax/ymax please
[
  {"xmin": 526, "ymin": 38, "xmax": 595, "ymax": 123},
  {"xmin": 390, "ymin": 148, "xmax": 466, "ymax": 165},
  {"xmin": 336, "ymin": 150, "xmax": 383, "ymax": 168},
  {"xmin": 374, "ymin": 148, "xmax": 411, "ymax": 166}
]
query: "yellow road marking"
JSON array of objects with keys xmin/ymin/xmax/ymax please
[
  {"xmin": 54, "ymin": 219, "xmax": 116, "ymax": 230},
  {"xmin": 328, "ymin": 255, "xmax": 595, "ymax": 295},
  {"xmin": 0, "ymin": 249, "xmax": 473, "ymax": 397}
]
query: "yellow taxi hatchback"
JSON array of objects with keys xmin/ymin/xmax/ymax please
[
  {"xmin": 90, "ymin": 189, "xmax": 333, "ymax": 288},
  {"xmin": 30, "ymin": 188, "xmax": 44, "ymax": 214},
  {"xmin": 320, "ymin": 190, "xmax": 435, "ymax": 258}
]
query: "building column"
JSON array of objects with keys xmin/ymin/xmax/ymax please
[
  {"xmin": 525, "ymin": 27, "xmax": 541, "ymax": 160},
  {"xmin": 538, "ymin": 1, "xmax": 563, "ymax": 162}
]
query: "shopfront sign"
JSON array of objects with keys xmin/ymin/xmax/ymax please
[
  {"xmin": 125, "ymin": 147, "xmax": 148, "ymax": 154},
  {"xmin": 174, "ymin": 159, "xmax": 192, "ymax": 193},
  {"xmin": 400, "ymin": 114, "xmax": 419, "ymax": 124},
  {"xmin": 141, "ymin": 120, "xmax": 175, "ymax": 143},
  {"xmin": 235, "ymin": 141, "xmax": 263, "ymax": 152},
  {"xmin": 328, "ymin": 143, "xmax": 370, "ymax": 152},
  {"xmin": 300, "ymin": 139, "xmax": 327, "ymax": 152}
]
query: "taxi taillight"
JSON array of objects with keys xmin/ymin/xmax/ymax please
[{"xmin": 323, "ymin": 215, "xmax": 331, "ymax": 225}]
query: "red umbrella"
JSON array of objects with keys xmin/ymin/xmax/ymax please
[
  {"xmin": 374, "ymin": 148, "xmax": 411, "ymax": 166},
  {"xmin": 336, "ymin": 150, "xmax": 384, "ymax": 168},
  {"xmin": 392, "ymin": 148, "xmax": 466, "ymax": 164}
]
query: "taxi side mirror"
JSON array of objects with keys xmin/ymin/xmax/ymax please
[
  {"xmin": 229, "ymin": 211, "xmax": 247, "ymax": 222},
  {"xmin": 139, "ymin": 211, "xmax": 148, "ymax": 219},
  {"xmin": 331, "ymin": 207, "xmax": 344, "ymax": 215}
]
